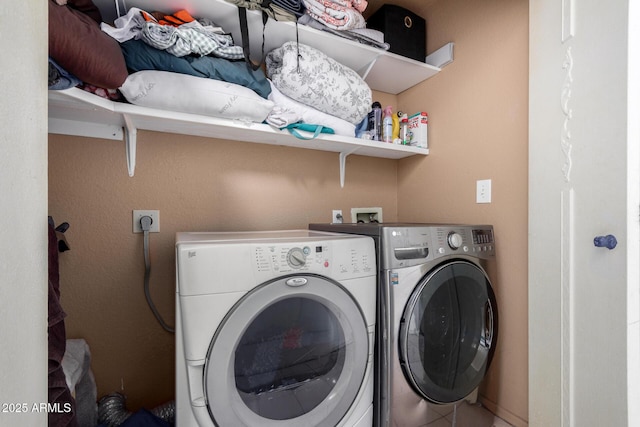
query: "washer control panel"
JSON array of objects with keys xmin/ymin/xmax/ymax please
[
  {"xmin": 434, "ymin": 226, "xmax": 495, "ymax": 256},
  {"xmin": 382, "ymin": 225, "xmax": 495, "ymax": 269}
]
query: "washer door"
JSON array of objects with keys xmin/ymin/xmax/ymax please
[
  {"xmin": 204, "ymin": 274, "xmax": 369, "ymax": 426},
  {"xmin": 398, "ymin": 260, "xmax": 498, "ymax": 404}
]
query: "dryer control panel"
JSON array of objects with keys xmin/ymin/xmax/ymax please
[{"xmin": 252, "ymin": 239, "xmax": 375, "ymax": 281}]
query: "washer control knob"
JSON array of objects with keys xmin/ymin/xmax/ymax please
[
  {"xmin": 287, "ymin": 247, "xmax": 306, "ymax": 268},
  {"xmin": 447, "ymin": 232, "xmax": 463, "ymax": 250}
]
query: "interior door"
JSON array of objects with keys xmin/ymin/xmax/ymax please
[{"xmin": 529, "ymin": 0, "xmax": 640, "ymax": 425}]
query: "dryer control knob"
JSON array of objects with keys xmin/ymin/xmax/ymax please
[
  {"xmin": 287, "ymin": 247, "xmax": 306, "ymax": 268},
  {"xmin": 447, "ymin": 232, "xmax": 463, "ymax": 250}
]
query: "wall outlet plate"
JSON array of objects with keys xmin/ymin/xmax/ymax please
[
  {"xmin": 351, "ymin": 207, "xmax": 383, "ymax": 223},
  {"xmin": 133, "ymin": 210, "xmax": 160, "ymax": 233},
  {"xmin": 332, "ymin": 210, "xmax": 343, "ymax": 223}
]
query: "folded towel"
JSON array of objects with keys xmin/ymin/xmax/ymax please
[
  {"xmin": 266, "ymin": 105, "xmax": 303, "ymax": 128},
  {"xmin": 302, "ymin": 0, "xmax": 365, "ymax": 30}
]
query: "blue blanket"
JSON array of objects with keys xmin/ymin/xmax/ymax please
[{"xmin": 120, "ymin": 39, "xmax": 271, "ymax": 99}]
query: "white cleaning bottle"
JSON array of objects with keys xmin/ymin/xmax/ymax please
[{"xmin": 382, "ymin": 106, "xmax": 393, "ymax": 143}]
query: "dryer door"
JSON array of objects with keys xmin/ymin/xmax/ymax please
[
  {"xmin": 204, "ymin": 274, "xmax": 369, "ymax": 427},
  {"xmin": 398, "ymin": 260, "xmax": 498, "ymax": 404}
]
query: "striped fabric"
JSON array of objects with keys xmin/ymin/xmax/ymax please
[{"xmin": 141, "ymin": 20, "xmax": 245, "ymax": 59}]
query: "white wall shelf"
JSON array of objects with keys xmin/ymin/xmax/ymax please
[{"xmin": 48, "ymin": 88, "xmax": 428, "ymax": 186}]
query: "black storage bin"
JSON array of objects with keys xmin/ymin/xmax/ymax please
[{"xmin": 367, "ymin": 4, "xmax": 426, "ymax": 62}]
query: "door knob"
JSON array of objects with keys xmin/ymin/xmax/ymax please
[{"xmin": 594, "ymin": 235, "xmax": 617, "ymax": 250}]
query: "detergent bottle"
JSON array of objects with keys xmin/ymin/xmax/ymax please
[
  {"xmin": 382, "ymin": 106, "xmax": 393, "ymax": 143},
  {"xmin": 392, "ymin": 110, "xmax": 400, "ymax": 142},
  {"xmin": 399, "ymin": 113, "xmax": 410, "ymax": 145},
  {"xmin": 392, "ymin": 111, "xmax": 403, "ymax": 144}
]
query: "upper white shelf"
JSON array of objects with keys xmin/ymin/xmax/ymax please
[{"xmin": 94, "ymin": 0, "xmax": 441, "ymax": 94}]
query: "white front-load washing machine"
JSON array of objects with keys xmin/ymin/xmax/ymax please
[
  {"xmin": 309, "ymin": 223, "xmax": 498, "ymax": 427},
  {"xmin": 175, "ymin": 230, "xmax": 377, "ymax": 427}
]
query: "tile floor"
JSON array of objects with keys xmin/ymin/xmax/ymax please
[{"xmin": 425, "ymin": 401, "xmax": 513, "ymax": 427}]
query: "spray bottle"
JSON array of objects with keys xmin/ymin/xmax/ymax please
[{"xmin": 382, "ymin": 106, "xmax": 393, "ymax": 143}]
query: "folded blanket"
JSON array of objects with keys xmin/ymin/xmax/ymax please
[
  {"xmin": 141, "ymin": 20, "xmax": 245, "ymax": 59},
  {"xmin": 298, "ymin": 14, "xmax": 388, "ymax": 50},
  {"xmin": 302, "ymin": 0, "xmax": 365, "ymax": 30},
  {"xmin": 268, "ymin": 82, "xmax": 356, "ymax": 137},
  {"xmin": 120, "ymin": 39, "xmax": 271, "ymax": 98},
  {"xmin": 325, "ymin": 0, "xmax": 367, "ymax": 13}
]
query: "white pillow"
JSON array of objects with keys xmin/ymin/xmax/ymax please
[{"xmin": 119, "ymin": 70, "xmax": 274, "ymax": 123}]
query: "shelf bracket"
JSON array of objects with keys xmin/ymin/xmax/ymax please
[
  {"xmin": 123, "ymin": 114, "xmax": 137, "ymax": 177},
  {"xmin": 357, "ymin": 57, "xmax": 378, "ymax": 81},
  {"xmin": 339, "ymin": 149, "xmax": 359, "ymax": 188}
]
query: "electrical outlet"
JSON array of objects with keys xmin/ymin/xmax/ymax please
[
  {"xmin": 133, "ymin": 210, "xmax": 160, "ymax": 233},
  {"xmin": 332, "ymin": 210, "xmax": 343, "ymax": 224},
  {"xmin": 476, "ymin": 179, "xmax": 492, "ymax": 204},
  {"xmin": 351, "ymin": 207, "xmax": 383, "ymax": 223}
]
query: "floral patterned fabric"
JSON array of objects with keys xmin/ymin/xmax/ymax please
[{"xmin": 266, "ymin": 41, "xmax": 371, "ymax": 125}]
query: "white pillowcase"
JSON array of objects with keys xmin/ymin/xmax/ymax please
[{"xmin": 119, "ymin": 70, "xmax": 274, "ymax": 123}]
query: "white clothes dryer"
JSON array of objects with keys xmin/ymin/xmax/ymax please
[{"xmin": 175, "ymin": 230, "xmax": 377, "ymax": 427}]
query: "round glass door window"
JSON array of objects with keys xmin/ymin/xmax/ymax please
[
  {"xmin": 399, "ymin": 261, "xmax": 498, "ymax": 404},
  {"xmin": 234, "ymin": 297, "xmax": 345, "ymax": 418},
  {"xmin": 204, "ymin": 274, "xmax": 369, "ymax": 426}
]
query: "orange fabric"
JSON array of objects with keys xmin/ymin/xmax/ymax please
[
  {"xmin": 141, "ymin": 9, "xmax": 196, "ymax": 27},
  {"xmin": 140, "ymin": 10, "xmax": 157, "ymax": 22}
]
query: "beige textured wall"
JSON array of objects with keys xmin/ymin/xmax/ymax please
[
  {"xmin": 396, "ymin": 0, "xmax": 529, "ymax": 425},
  {"xmin": 48, "ymin": 132, "xmax": 399, "ymax": 410}
]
